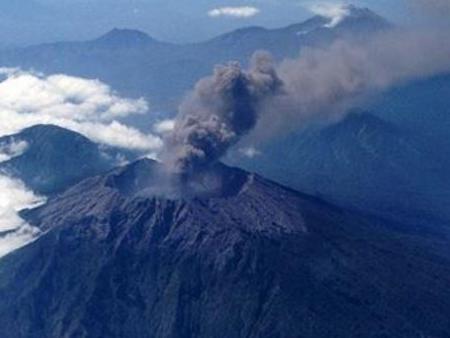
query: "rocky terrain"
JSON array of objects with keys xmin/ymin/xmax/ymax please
[{"xmin": 0, "ymin": 159, "xmax": 449, "ymax": 337}]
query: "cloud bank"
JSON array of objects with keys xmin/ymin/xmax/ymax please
[
  {"xmin": 0, "ymin": 174, "xmax": 46, "ymax": 258},
  {"xmin": 0, "ymin": 69, "xmax": 162, "ymax": 152},
  {"xmin": 208, "ymin": 6, "xmax": 260, "ymax": 18}
]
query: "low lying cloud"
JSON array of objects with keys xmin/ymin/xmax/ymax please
[
  {"xmin": 0, "ymin": 69, "xmax": 148, "ymax": 120},
  {"xmin": 153, "ymin": 119, "xmax": 175, "ymax": 135},
  {"xmin": 0, "ymin": 139, "xmax": 28, "ymax": 162},
  {"xmin": 208, "ymin": 6, "xmax": 260, "ymax": 18},
  {"xmin": 0, "ymin": 69, "xmax": 162, "ymax": 152},
  {"xmin": 0, "ymin": 174, "xmax": 46, "ymax": 258}
]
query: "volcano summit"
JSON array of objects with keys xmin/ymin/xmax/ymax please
[{"xmin": 0, "ymin": 159, "xmax": 449, "ymax": 338}]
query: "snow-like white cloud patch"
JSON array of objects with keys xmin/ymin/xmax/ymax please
[
  {"xmin": 306, "ymin": 3, "xmax": 350, "ymax": 28},
  {"xmin": 153, "ymin": 119, "xmax": 175, "ymax": 134},
  {"xmin": 0, "ymin": 68, "xmax": 162, "ymax": 152},
  {"xmin": 239, "ymin": 146, "xmax": 262, "ymax": 158},
  {"xmin": 208, "ymin": 6, "xmax": 260, "ymax": 18},
  {"xmin": 0, "ymin": 174, "xmax": 46, "ymax": 258},
  {"xmin": 0, "ymin": 139, "xmax": 28, "ymax": 162}
]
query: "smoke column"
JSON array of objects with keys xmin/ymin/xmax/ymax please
[
  {"xmin": 162, "ymin": 52, "xmax": 281, "ymax": 173},
  {"xmin": 163, "ymin": 28, "xmax": 450, "ymax": 173}
]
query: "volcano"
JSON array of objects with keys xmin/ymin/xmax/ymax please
[
  {"xmin": 0, "ymin": 125, "xmax": 137, "ymax": 195},
  {"xmin": 0, "ymin": 159, "xmax": 449, "ymax": 337}
]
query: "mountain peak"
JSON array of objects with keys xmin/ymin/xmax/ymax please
[
  {"xmin": 303, "ymin": 4, "xmax": 389, "ymax": 31},
  {"xmin": 5, "ymin": 144, "xmax": 450, "ymax": 338},
  {"xmin": 93, "ymin": 28, "xmax": 157, "ymax": 47},
  {"xmin": 344, "ymin": 5, "xmax": 387, "ymax": 21},
  {"xmin": 0, "ymin": 125, "xmax": 136, "ymax": 195},
  {"xmin": 104, "ymin": 159, "xmax": 253, "ymax": 200},
  {"xmin": 20, "ymin": 124, "xmax": 91, "ymax": 141},
  {"xmin": 332, "ymin": 5, "xmax": 390, "ymax": 30}
]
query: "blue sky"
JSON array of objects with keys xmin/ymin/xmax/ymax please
[{"xmin": 0, "ymin": 0, "xmax": 433, "ymax": 46}]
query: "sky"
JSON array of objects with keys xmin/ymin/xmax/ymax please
[{"xmin": 0, "ymin": 0, "xmax": 420, "ymax": 46}]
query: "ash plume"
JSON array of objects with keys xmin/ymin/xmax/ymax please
[
  {"xmin": 249, "ymin": 30, "xmax": 450, "ymax": 141},
  {"xmin": 162, "ymin": 52, "xmax": 281, "ymax": 173},
  {"xmin": 162, "ymin": 27, "xmax": 450, "ymax": 173}
]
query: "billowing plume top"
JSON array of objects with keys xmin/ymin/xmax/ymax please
[{"xmin": 162, "ymin": 52, "xmax": 282, "ymax": 173}]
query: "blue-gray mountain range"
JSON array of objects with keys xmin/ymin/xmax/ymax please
[{"xmin": 0, "ymin": 6, "xmax": 390, "ymax": 111}]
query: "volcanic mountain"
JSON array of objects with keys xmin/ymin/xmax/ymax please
[
  {"xmin": 0, "ymin": 125, "xmax": 137, "ymax": 195},
  {"xmin": 0, "ymin": 159, "xmax": 449, "ymax": 337}
]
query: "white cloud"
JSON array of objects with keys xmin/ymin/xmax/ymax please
[
  {"xmin": 306, "ymin": 3, "xmax": 350, "ymax": 28},
  {"xmin": 153, "ymin": 119, "xmax": 175, "ymax": 134},
  {"xmin": 0, "ymin": 139, "xmax": 28, "ymax": 162},
  {"xmin": 0, "ymin": 68, "xmax": 148, "ymax": 120},
  {"xmin": 0, "ymin": 174, "xmax": 46, "ymax": 258},
  {"xmin": 0, "ymin": 68, "xmax": 162, "ymax": 152},
  {"xmin": 208, "ymin": 6, "xmax": 260, "ymax": 18},
  {"xmin": 0, "ymin": 224, "xmax": 41, "ymax": 258},
  {"xmin": 239, "ymin": 146, "xmax": 262, "ymax": 158},
  {"xmin": 0, "ymin": 174, "xmax": 44, "ymax": 232}
]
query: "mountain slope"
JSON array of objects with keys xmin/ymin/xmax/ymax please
[
  {"xmin": 231, "ymin": 113, "xmax": 450, "ymax": 226},
  {"xmin": 373, "ymin": 74, "xmax": 450, "ymax": 156},
  {"xmin": 0, "ymin": 125, "xmax": 136, "ymax": 195},
  {"xmin": 0, "ymin": 159, "xmax": 449, "ymax": 337}
]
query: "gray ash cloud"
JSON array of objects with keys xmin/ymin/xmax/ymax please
[
  {"xmin": 162, "ymin": 28, "xmax": 450, "ymax": 174},
  {"xmin": 162, "ymin": 52, "xmax": 281, "ymax": 173}
]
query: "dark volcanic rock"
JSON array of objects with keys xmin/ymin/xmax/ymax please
[{"xmin": 0, "ymin": 159, "xmax": 449, "ymax": 338}]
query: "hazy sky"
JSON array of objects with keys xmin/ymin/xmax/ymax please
[{"xmin": 0, "ymin": 0, "xmax": 433, "ymax": 46}]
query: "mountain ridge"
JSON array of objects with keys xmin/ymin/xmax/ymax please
[
  {"xmin": 4, "ymin": 5, "xmax": 388, "ymax": 50},
  {"xmin": 0, "ymin": 124, "xmax": 137, "ymax": 195},
  {"xmin": 0, "ymin": 5, "xmax": 390, "ymax": 111},
  {"xmin": 232, "ymin": 112, "xmax": 450, "ymax": 227}
]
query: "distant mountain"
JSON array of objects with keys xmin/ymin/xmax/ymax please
[
  {"xmin": 0, "ymin": 6, "xmax": 390, "ymax": 112},
  {"xmin": 0, "ymin": 125, "xmax": 137, "ymax": 195},
  {"xmin": 203, "ymin": 6, "xmax": 390, "ymax": 60},
  {"xmin": 92, "ymin": 28, "xmax": 164, "ymax": 48},
  {"xmin": 231, "ymin": 113, "xmax": 450, "ymax": 226},
  {"xmin": 1, "ymin": 159, "xmax": 449, "ymax": 337}
]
